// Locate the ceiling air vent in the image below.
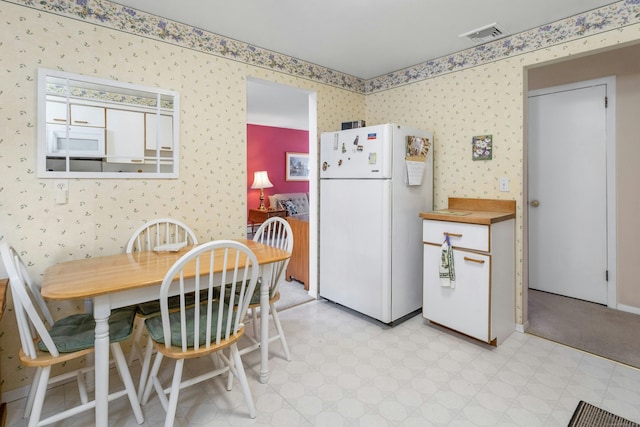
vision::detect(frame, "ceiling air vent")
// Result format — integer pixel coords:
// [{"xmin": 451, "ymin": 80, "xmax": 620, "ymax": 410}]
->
[{"xmin": 459, "ymin": 23, "xmax": 506, "ymax": 44}]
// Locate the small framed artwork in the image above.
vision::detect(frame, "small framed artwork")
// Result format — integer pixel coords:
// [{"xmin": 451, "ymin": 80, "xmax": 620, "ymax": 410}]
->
[
  {"xmin": 286, "ymin": 152, "xmax": 309, "ymax": 181},
  {"xmin": 472, "ymin": 135, "xmax": 493, "ymax": 160}
]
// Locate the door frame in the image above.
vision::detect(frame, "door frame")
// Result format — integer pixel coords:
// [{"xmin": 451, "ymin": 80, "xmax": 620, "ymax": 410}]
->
[
  {"xmin": 525, "ymin": 76, "xmax": 617, "ymax": 309},
  {"xmin": 246, "ymin": 77, "xmax": 319, "ymax": 298}
]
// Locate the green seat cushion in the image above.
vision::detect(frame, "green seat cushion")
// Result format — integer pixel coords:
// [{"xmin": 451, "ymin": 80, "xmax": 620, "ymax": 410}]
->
[
  {"xmin": 136, "ymin": 291, "xmax": 205, "ymax": 317},
  {"xmin": 145, "ymin": 304, "xmax": 237, "ymax": 347},
  {"xmin": 38, "ymin": 307, "xmax": 136, "ymax": 353},
  {"xmin": 224, "ymin": 280, "xmax": 262, "ymax": 306},
  {"xmin": 245, "ymin": 283, "xmax": 261, "ymax": 305}
]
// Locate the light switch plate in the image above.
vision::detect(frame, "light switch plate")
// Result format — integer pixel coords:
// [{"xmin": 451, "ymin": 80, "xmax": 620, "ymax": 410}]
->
[{"xmin": 499, "ymin": 177, "xmax": 509, "ymax": 192}]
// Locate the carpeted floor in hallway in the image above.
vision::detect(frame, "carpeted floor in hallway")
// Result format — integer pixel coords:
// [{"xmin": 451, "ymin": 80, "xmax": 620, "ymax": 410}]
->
[{"xmin": 527, "ymin": 289, "xmax": 640, "ymax": 369}]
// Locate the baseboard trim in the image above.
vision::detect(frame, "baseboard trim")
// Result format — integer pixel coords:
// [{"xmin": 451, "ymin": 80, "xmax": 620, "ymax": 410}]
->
[
  {"xmin": 515, "ymin": 322, "xmax": 528, "ymax": 333},
  {"xmin": 3, "ymin": 384, "xmax": 31, "ymax": 404},
  {"xmin": 617, "ymin": 303, "xmax": 640, "ymax": 315}
]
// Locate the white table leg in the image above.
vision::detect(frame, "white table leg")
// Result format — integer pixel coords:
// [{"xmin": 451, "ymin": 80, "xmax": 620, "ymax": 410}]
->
[
  {"xmin": 259, "ymin": 263, "xmax": 272, "ymax": 384},
  {"xmin": 93, "ymin": 295, "xmax": 111, "ymax": 427}
]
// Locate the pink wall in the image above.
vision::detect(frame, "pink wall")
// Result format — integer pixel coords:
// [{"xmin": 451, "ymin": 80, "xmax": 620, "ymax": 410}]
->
[{"xmin": 247, "ymin": 124, "xmax": 309, "ymax": 213}]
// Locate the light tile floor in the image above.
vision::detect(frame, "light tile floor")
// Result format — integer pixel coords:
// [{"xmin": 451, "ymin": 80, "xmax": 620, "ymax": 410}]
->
[{"xmin": 6, "ymin": 299, "xmax": 640, "ymax": 426}]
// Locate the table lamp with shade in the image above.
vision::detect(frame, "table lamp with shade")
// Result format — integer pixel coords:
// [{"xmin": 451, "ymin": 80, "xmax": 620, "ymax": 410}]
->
[{"xmin": 251, "ymin": 170, "xmax": 273, "ymax": 210}]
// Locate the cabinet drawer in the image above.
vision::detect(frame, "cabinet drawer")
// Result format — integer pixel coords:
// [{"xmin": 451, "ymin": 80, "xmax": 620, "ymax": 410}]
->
[{"xmin": 422, "ymin": 219, "xmax": 489, "ymax": 252}]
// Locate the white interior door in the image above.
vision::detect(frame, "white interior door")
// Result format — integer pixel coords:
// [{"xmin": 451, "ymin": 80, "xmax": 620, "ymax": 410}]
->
[{"xmin": 528, "ymin": 79, "xmax": 612, "ymax": 305}]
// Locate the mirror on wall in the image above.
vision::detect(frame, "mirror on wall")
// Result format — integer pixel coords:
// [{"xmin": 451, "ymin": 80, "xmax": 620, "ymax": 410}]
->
[{"xmin": 37, "ymin": 68, "xmax": 180, "ymax": 178}]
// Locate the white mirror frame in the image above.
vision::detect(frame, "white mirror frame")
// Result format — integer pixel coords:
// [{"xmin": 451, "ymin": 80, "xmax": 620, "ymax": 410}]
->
[{"xmin": 37, "ymin": 68, "xmax": 180, "ymax": 179}]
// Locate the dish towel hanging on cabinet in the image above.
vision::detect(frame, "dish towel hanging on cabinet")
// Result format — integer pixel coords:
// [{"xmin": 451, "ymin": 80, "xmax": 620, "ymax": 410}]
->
[{"xmin": 439, "ymin": 235, "xmax": 456, "ymax": 288}]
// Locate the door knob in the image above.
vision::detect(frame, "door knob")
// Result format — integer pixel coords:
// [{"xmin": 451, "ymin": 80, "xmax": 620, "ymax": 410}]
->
[{"xmin": 530, "ymin": 200, "xmax": 540, "ymax": 207}]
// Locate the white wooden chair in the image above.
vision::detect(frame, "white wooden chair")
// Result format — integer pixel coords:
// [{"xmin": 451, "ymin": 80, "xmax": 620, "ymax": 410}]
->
[
  {"xmin": 126, "ymin": 218, "xmax": 198, "ymax": 253},
  {"xmin": 125, "ymin": 218, "xmax": 199, "ymax": 399},
  {"xmin": 140, "ymin": 240, "xmax": 259, "ymax": 426},
  {"xmin": 240, "ymin": 216, "xmax": 294, "ymax": 361},
  {"xmin": 0, "ymin": 243, "xmax": 144, "ymax": 427}
]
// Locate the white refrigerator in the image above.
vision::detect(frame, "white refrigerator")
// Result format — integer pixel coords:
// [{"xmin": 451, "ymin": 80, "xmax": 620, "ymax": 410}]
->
[{"xmin": 319, "ymin": 123, "xmax": 433, "ymax": 324}]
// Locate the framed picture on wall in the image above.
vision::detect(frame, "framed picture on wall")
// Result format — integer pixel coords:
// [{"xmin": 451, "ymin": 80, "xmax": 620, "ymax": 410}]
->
[
  {"xmin": 286, "ymin": 152, "xmax": 309, "ymax": 181},
  {"xmin": 472, "ymin": 135, "xmax": 493, "ymax": 160}
]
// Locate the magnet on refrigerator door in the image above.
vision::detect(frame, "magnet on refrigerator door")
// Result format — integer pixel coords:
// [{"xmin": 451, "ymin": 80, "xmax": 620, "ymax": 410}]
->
[{"xmin": 406, "ymin": 136, "xmax": 430, "ymax": 159}]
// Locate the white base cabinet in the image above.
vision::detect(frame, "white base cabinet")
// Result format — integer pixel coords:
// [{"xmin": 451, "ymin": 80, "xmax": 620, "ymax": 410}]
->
[
  {"xmin": 421, "ymin": 201, "xmax": 515, "ymax": 345},
  {"xmin": 423, "ymin": 244, "xmax": 493, "ymax": 341}
]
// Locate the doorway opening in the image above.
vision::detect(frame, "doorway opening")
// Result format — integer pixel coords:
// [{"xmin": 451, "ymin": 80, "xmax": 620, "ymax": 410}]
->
[
  {"xmin": 246, "ymin": 77, "xmax": 318, "ymax": 298},
  {"xmin": 521, "ymin": 45, "xmax": 640, "ymax": 367},
  {"xmin": 527, "ymin": 76, "xmax": 616, "ymax": 307},
  {"xmin": 524, "ymin": 43, "xmax": 640, "ymax": 327}
]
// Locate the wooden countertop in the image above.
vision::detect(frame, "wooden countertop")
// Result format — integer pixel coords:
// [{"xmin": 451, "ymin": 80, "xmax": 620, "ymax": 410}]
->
[{"xmin": 419, "ymin": 198, "xmax": 516, "ymax": 225}]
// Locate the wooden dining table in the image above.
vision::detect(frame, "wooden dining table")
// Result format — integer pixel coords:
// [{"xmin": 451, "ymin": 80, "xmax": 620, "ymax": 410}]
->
[{"xmin": 41, "ymin": 239, "xmax": 290, "ymax": 427}]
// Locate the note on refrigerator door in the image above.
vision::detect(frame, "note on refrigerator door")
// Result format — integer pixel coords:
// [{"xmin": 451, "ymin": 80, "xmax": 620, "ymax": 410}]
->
[{"xmin": 406, "ymin": 160, "xmax": 425, "ymax": 185}]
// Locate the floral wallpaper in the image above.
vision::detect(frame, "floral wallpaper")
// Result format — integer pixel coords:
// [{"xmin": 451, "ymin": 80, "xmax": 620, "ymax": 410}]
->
[
  {"xmin": 0, "ymin": 1, "xmax": 364, "ymax": 395},
  {"xmin": 367, "ymin": 0, "xmax": 640, "ymax": 92},
  {"xmin": 1, "ymin": 0, "xmax": 640, "ymax": 398},
  {"xmin": 366, "ymin": 22, "xmax": 640, "ymax": 330},
  {"xmin": 3, "ymin": 0, "xmax": 640, "ymax": 94}
]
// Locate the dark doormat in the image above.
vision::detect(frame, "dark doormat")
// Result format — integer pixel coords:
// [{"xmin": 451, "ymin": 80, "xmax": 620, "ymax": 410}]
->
[{"xmin": 568, "ymin": 401, "xmax": 640, "ymax": 427}]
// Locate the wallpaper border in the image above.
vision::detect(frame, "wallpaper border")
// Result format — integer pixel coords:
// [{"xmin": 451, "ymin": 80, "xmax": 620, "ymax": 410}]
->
[
  {"xmin": 4, "ymin": 0, "xmax": 640, "ymax": 94},
  {"xmin": 367, "ymin": 1, "xmax": 640, "ymax": 93}
]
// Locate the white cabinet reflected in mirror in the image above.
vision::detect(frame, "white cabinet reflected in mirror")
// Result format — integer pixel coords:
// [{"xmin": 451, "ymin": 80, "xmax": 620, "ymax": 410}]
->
[{"xmin": 37, "ymin": 68, "xmax": 179, "ymax": 178}]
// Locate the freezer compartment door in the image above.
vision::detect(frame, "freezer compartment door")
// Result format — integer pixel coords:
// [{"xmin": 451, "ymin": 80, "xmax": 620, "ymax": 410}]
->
[
  {"xmin": 319, "ymin": 179, "xmax": 391, "ymax": 322},
  {"xmin": 320, "ymin": 125, "xmax": 392, "ymax": 179}
]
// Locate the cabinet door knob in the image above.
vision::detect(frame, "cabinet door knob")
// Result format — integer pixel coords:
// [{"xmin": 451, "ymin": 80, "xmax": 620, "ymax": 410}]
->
[{"xmin": 530, "ymin": 200, "xmax": 540, "ymax": 208}]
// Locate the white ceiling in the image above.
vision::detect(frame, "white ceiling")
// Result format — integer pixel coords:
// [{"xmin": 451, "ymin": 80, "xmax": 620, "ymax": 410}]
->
[
  {"xmin": 246, "ymin": 79, "xmax": 311, "ymax": 130},
  {"xmin": 111, "ymin": 0, "xmax": 618, "ymax": 130},
  {"xmin": 113, "ymin": 0, "xmax": 616, "ymax": 79}
]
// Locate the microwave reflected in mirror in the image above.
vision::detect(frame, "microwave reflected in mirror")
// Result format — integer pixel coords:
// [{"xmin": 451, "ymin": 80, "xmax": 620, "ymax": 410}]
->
[
  {"xmin": 38, "ymin": 68, "xmax": 180, "ymax": 179},
  {"xmin": 46, "ymin": 124, "xmax": 106, "ymax": 158}
]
